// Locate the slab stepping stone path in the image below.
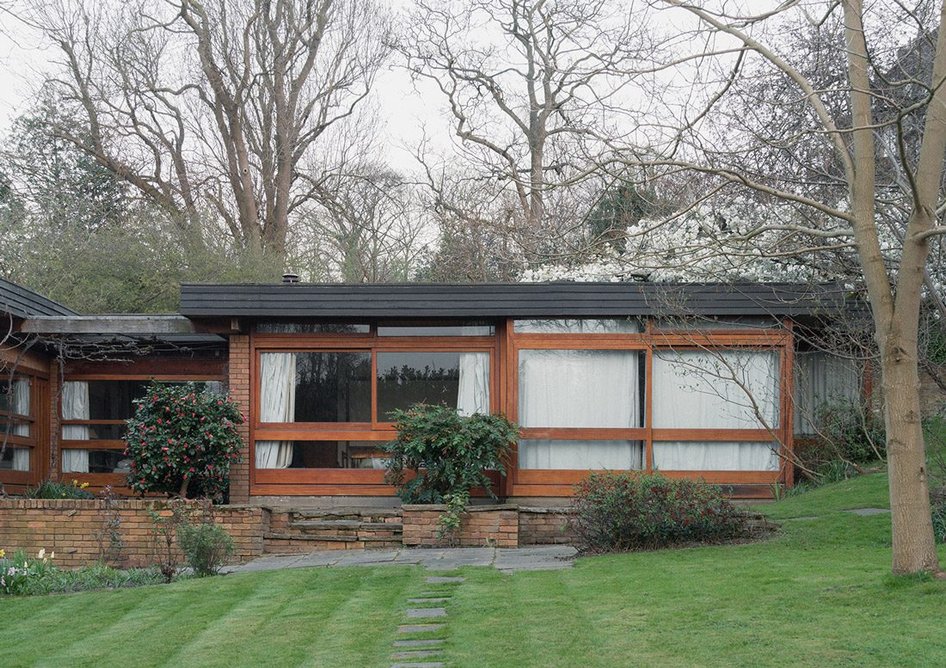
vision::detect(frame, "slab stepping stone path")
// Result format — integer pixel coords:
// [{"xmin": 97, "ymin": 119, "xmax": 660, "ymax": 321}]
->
[{"xmin": 390, "ymin": 575, "xmax": 466, "ymax": 668}]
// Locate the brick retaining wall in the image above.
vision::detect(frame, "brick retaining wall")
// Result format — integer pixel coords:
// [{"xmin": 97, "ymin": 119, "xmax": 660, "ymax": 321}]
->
[
  {"xmin": 401, "ymin": 504, "xmax": 519, "ymax": 548},
  {"xmin": 518, "ymin": 508, "xmax": 576, "ymax": 545},
  {"xmin": 0, "ymin": 499, "xmax": 266, "ymax": 569}
]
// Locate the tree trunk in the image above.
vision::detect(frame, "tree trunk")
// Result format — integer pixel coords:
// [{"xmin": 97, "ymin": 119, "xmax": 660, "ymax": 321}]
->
[{"xmin": 881, "ymin": 335, "xmax": 940, "ymax": 574}]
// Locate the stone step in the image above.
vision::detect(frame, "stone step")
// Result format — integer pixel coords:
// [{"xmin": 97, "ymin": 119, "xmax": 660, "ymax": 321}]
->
[
  {"xmin": 393, "ymin": 639, "xmax": 446, "ymax": 648},
  {"xmin": 290, "ymin": 507, "xmax": 402, "ymax": 521},
  {"xmin": 266, "ymin": 532, "xmax": 400, "ymax": 543},
  {"xmin": 290, "ymin": 520, "xmax": 403, "ymax": 532},
  {"xmin": 391, "ymin": 650, "xmax": 443, "ymax": 660}
]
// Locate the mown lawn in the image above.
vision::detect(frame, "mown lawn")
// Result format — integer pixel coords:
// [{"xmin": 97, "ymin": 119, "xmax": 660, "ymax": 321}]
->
[{"xmin": 3, "ymin": 473, "xmax": 946, "ymax": 667}]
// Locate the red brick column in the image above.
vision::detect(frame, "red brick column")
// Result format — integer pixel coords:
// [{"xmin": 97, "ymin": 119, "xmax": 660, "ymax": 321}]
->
[{"xmin": 228, "ymin": 335, "xmax": 251, "ymax": 503}]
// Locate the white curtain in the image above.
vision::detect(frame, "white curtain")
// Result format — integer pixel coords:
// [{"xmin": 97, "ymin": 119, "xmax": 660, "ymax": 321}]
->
[
  {"xmin": 518, "ymin": 349, "xmax": 642, "ymax": 469},
  {"xmin": 256, "ymin": 353, "xmax": 296, "ymax": 469},
  {"xmin": 61, "ymin": 381, "xmax": 90, "ymax": 473},
  {"xmin": 11, "ymin": 448, "xmax": 29, "ymax": 471},
  {"xmin": 793, "ymin": 351, "xmax": 861, "ymax": 435},
  {"xmin": 652, "ymin": 350, "xmax": 780, "ymax": 429},
  {"xmin": 515, "ymin": 319, "xmax": 640, "ymax": 334},
  {"xmin": 651, "ymin": 350, "xmax": 780, "ymax": 471},
  {"xmin": 654, "ymin": 442, "xmax": 779, "ymax": 471},
  {"xmin": 456, "ymin": 352, "xmax": 490, "ymax": 416}
]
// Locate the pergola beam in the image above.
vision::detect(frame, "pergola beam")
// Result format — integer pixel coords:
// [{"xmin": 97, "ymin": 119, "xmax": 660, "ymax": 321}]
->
[{"xmin": 21, "ymin": 315, "xmax": 197, "ymax": 335}]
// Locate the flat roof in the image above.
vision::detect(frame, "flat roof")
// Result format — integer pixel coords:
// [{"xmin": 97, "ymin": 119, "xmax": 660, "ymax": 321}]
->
[{"xmin": 179, "ymin": 282, "xmax": 849, "ymax": 319}]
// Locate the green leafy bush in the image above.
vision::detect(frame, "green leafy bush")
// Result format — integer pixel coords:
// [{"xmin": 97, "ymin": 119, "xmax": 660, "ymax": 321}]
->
[
  {"xmin": 383, "ymin": 404, "xmax": 517, "ymax": 504},
  {"xmin": 573, "ymin": 472, "xmax": 748, "ymax": 553},
  {"xmin": 125, "ymin": 382, "xmax": 244, "ymax": 499},
  {"xmin": 26, "ymin": 479, "xmax": 94, "ymax": 499},
  {"xmin": 176, "ymin": 520, "xmax": 234, "ymax": 577}
]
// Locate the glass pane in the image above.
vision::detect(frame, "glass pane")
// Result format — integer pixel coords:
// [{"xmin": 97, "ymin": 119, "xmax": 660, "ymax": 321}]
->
[
  {"xmin": 0, "ymin": 418, "xmax": 30, "ymax": 438},
  {"xmin": 652, "ymin": 317, "xmax": 779, "ymax": 330},
  {"xmin": 651, "ymin": 350, "xmax": 780, "ymax": 429},
  {"xmin": 256, "ymin": 322, "xmax": 370, "ymax": 334},
  {"xmin": 518, "ymin": 439, "xmax": 643, "ymax": 470},
  {"xmin": 255, "ymin": 440, "xmax": 388, "ymax": 469},
  {"xmin": 793, "ymin": 351, "xmax": 861, "ymax": 436},
  {"xmin": 653, "ymin": 442, "xmax": 779, "ymax": 471},
  {"xmin": 86, "ymin": 380, "xmax": 150, "ymax": 420},
  {"xmin": 62, "ymin": 424, "xmax": 126, "ymax": 440},
  {"xmin": 518, "ymin": 350, "xmax": 643, "ymax": 428},
  {"xmin": 260, "ymin": 352, "xmax": 372, "ymax": 423},
  {"xmin": 0, "ymin": 377, "xmax": 29, "ymax": 417},
  {"xmin": 377, "ymin": 323, "xmax": 495, "ymax": 336},
  {"xmin": 376, "ymin": 352, "xmax": 490, "ymax": 419},
  {"xmin": 86, "ymin": 449, "xmax": 134, "ymax": 474},
  {"xmin": 0, "ymin": 447, "xmax": 29, "ymax": 471},
  {"xmin": 514, "ymin": 319, "xmax": 640, "ymax": 333}
]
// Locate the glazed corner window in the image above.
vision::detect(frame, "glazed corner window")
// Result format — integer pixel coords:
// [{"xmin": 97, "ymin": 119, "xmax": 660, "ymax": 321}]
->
[
  {"xmin": 60, "ymin": 379, "xmax": 224, "ymax": 473},
  {"xmin": 255, "ymin": 440, "xmax": 388, "ymax": 470},
  {"xmin": 259, "ymin": 352, "xmax": 372, "ymax": 423},
  {"xmin": 376, "ymin": 351, "xmax": 490, "ymax": 420}
]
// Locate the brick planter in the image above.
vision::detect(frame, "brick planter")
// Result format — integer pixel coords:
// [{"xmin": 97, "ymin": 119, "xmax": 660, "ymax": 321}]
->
[
  {"xmin": 401, "ymin": 504, "xmax": 519, "ymax": 548},
  {"xmin": 0, "ymin": 498, "xmax": 266, "ymax": 569},
  {"xmin": 518, "ymin": 507, "xmax": 576, "ymax": 545}
]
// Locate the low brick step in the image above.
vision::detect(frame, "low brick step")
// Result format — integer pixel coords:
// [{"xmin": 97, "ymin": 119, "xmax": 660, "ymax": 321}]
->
[{"xmin": 291, "ymin": 520, "xmax": 403, "ymax": 532}]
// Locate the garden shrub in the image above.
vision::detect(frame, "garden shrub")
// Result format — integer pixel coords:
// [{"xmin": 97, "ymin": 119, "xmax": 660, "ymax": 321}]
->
[
  {"xmin": 812, "ymin": 400, "xmax": 885, "ymax": 466},
  {"xmin": 125, "ymin": 382, "xmax": 244, "ymax": 499},
  {"xmin": 932, "ymin": 491, "xmax": 946, "ymax": 545},
  {"xmin": 26, "ymin": 479, "xmax": 94, "ymax": 499},
  {"xmin": 383, "ymin": 404, "xmax": 517, "ymax": 504},
  {"xmin": 572, "ymin": 472, "xmax": 748, "ymax": 552},
  {"xmin": 177, "ymin": 520, "xmax": 234, "ymax": 577}
]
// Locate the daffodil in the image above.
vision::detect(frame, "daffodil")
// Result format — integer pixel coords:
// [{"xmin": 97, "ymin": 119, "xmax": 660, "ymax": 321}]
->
[{"xmin": 0, "ymin": 549, "xmax": 5, "ymax": 559}]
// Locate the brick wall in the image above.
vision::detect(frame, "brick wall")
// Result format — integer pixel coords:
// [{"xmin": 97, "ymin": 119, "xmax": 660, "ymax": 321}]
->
[
  {"xmin": 228, "ymin": 335, "xmax": 251, "ymax": 503},
  {"xmin": 0, "ymin": 499, "xmax": 266, "ymax": 569},
  {"xmin": 402, "ymin": 504, "xmax": 518, "ymax": 548},
  {"xmin": 519, "ymin": 508, "xmax": 576, "ymax": 545}
]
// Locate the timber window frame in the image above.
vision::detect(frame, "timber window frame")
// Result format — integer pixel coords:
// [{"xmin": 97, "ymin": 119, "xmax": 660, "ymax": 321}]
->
[{"xmin": 249, "ymin": 322, "xmax": 500, "ymax": 495}]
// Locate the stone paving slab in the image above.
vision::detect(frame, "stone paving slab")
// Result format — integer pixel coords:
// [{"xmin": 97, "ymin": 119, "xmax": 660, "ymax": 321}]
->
[
  {"xmin": 845, "ymin": 507, "xmax": 890, "ymax": 516},
  {"xmin": 408, "ymin": 597, "xmax": 450, "ymax": 604},
  {"xmin": 390, "ymin": 663, "xmax": 444, "ymax": 668},
  {"xmin": 225, "ymin": 546, "xmax": 577, "ymax": 575},
  {"xmin": 406, "ymin": 607, "xmax": 447, "ymax": 618},
  {"xmin": 398, "ymin": 624, "xmax": 446, "ymax": 633},
  {"xmin": 392, "ymin": 650, "xmax": 443, "ymax": 659},
  {"xmin": 425, "ymin": 576, "xmax": 466, "ymax": 584},
  {"xmin": 394, "ymin": 639, "xmax": 446, "ymax": 648}
]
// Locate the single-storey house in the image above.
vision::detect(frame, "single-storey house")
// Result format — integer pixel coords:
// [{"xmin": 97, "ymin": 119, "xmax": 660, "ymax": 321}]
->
[{"xmin": 1, "ymin": 278, "xmax": 864, "ymax": 503}]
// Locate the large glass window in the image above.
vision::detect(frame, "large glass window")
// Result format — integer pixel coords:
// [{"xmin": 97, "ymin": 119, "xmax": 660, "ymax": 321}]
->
[
  {"xmin": 651, "ymin": 350, "xmax": 780, "ymax": 429},
  {"xmin": 255, "ymin": 440, "xmax": 387, "ymax": 469},
  {"xmin": 61, "ymin": 379, "xmax": 224, "ymax": 474},
  {"xmin": 518, "ymin": 439, "xmax": 643, "ymax": 470},
  {"xmin": 0, "ymin": 447, "xmax": 29, "ymax": 471},
  {"xmin": 376, "ymin": 352, "xmax": 489, "ymax": 419},
  {"xmin": 653, "ymin": 442, "xmax": 779, "ymax": 471},
  {"xmin": 259, "ymin": 352, "xmax": 372, "ymax": 423},
  {"xmin": 518, "ymin": 350, "xmax": 643, "ymax": 428}
]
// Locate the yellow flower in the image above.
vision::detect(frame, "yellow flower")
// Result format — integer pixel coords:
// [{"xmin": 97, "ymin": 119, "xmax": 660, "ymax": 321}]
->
[
  {"xmin": 0, "ymin": 548, "xmax": 5, "ymax": 559},
  {"xmin": 80, "ymin": 482, "xmax": 90, "ymax": 489}
]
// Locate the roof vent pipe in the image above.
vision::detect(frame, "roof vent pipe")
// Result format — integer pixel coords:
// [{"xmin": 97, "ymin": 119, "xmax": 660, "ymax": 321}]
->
[{"xmin": 281, "ymin": 272, "xmax": 300, "ymax": 284}]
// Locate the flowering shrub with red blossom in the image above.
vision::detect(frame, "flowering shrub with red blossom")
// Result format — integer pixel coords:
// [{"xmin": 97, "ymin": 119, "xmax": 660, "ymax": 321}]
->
[{"xmin": 124, "ymin": 382, "xmax": 244, "ymax": 500}]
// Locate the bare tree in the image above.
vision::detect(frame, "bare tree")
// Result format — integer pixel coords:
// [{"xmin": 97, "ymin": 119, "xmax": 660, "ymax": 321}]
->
[
  {"xmin": 397, "ymin": 0, "xmax": 651, "ymax": 251},
  {"xmin": 22, "ymin": 0, "xmax": 391, "ymax": 263},
  {"xmin": 297, "ymin": 163, "xmax": 429, "ymax": 282},
  {"xmin": 600, "ymin": 0, "xmax": 946, "ymax": 574}
]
